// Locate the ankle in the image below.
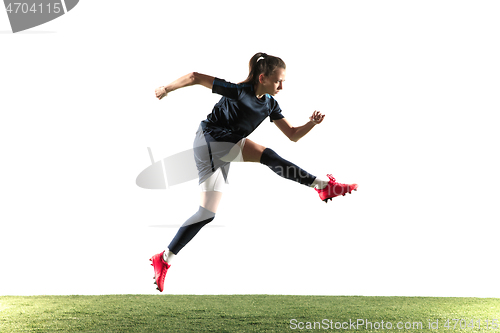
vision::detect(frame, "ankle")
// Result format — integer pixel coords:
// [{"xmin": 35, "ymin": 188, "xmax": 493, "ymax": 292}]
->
[
  {"xmin": 312, "ymin": 177, "xmax": 329, "ymax": 190},
  {"xmin": 163, "ymin": 250, "xmax": 176, "ymax": 264}
]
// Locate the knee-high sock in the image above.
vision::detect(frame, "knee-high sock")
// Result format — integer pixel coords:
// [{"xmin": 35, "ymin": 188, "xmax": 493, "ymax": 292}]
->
[
  {"xmin": 259, "ymin": 148, "xmax": 316, "ymax": 186},
  {"xmin": 168, "ymin": 206, "xmax": 215, "ymax": 255}
]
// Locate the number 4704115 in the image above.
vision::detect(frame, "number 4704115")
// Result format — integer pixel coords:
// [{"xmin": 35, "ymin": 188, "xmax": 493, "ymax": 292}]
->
[{"xmin": 6, "ymin": 3, "xmax": 62, "ymax": 14}]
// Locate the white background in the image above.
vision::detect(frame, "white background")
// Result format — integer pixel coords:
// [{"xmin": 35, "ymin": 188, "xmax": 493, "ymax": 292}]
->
[{"xmin": 1, "ymin": 1, "xmax": 499, "ymax": 297}]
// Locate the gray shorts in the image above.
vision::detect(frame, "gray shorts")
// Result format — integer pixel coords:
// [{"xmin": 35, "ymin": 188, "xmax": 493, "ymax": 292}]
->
[{"xmin": 193, "ymin": 125, "xmax": 246, "ymax": 186}]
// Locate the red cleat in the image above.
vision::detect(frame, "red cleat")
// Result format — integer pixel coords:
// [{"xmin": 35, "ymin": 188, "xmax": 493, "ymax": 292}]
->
[
  {"xmin": 149, "ymin": 251, "xmax": 171, "ymax": 292},
  {"xmin": 315, "ymin": 174, "xmax": 358, "ymax": 203}
]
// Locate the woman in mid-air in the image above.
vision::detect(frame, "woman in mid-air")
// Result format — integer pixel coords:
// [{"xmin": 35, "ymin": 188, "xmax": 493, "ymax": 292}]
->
[{"xmin": 150, "ymin": 52, "xmax": 357, "ymax": 292}]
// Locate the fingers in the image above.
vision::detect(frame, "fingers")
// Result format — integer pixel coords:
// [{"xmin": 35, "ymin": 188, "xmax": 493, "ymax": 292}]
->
[
  {"xmin": 310, "ymin": 110, "xmax": 325, "ymax": 124},
  {"xmin": 155, "ymin": 87, "xmax": 167, "ymax": 100}
]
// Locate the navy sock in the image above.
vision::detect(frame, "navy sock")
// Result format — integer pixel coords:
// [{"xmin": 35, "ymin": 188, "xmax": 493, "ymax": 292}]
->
[
  {"xmin": 259, "ymin": 148, "xmax": 316, "ymax": 186},
  {"xmin": 168, "ymin": 206, "xmax": 215, "ymax": 255}
]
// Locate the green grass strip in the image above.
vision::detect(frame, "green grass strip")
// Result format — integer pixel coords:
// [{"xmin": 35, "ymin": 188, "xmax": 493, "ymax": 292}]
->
[{"xmin": 1, "ymin": 295, "xmax": 499, "ymax": 332}]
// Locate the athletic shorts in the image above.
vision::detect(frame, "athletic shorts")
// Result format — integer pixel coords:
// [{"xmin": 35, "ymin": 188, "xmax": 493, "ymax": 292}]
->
[{"xmin": 193, "ymin": 125, "xmax": 246, "ymax": 190}]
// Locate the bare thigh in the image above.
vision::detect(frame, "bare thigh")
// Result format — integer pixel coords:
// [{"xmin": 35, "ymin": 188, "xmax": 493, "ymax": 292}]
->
[
  {"xmin": 241, "ymin": 139, "xmax": 267, "ymax": 163},
  {"xmin": 200, "ymin": 191, "xmax": 223, "ymax": 213}
]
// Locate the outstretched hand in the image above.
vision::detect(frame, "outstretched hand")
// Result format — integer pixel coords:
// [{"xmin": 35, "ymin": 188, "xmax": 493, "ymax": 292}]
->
[
  {"xmin": 155, "ymin": 86, "xmax": 168, "ymax": 100},
  {"xmin": 309, "ymin": 110, "xmax": 325, "ymax": 125}
]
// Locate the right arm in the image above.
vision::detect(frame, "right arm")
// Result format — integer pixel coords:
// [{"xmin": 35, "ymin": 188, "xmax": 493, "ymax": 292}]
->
[{"xmin": 155, "ymin": 72, "xmax": 215, "ymax": 100}]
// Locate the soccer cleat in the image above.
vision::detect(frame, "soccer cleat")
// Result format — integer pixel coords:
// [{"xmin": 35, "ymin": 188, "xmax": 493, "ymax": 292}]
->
[
  {"xmin": 149, "ymin": 251, "xmax": 171, "ymax": 292},
  {"xmin": 315, "ymin": 174, "xmax": 358, "ymax": 203}
]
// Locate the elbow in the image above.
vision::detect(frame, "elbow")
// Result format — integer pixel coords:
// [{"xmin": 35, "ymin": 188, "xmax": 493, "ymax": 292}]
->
[
  {"xmin": 289, "ymin": 128, "xmax": 300, "ymax": 142},
  {"xmin": 287, "ymin": 127, "xmax": 300, "ymax": 142},
  {"xmin": 189, "ymin": 72, "xmax": 199, "ymax": 85}
]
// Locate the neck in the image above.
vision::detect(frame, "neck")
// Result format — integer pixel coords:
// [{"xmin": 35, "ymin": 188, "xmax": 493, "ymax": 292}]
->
[{"xmin": 254, "ymin": 84, "xmax": 266, "ymax": 99}]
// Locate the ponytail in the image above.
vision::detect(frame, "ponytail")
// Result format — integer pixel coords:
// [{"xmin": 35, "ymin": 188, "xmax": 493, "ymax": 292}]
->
[{"xmin": 241, "ymin": 52, "xmax": 286, "ymax": 85}]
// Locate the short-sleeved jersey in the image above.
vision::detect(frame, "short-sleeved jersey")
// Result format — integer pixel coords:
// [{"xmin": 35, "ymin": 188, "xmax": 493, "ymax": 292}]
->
[{"xmin": 200, "ymin": 78, "xmax": 284, "ymax": 143}]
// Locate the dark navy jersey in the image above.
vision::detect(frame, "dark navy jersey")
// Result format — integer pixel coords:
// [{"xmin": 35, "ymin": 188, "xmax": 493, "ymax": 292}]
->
[{"xmin": 200, "ymin": 78, "xmax": 284, "ymax": 143}]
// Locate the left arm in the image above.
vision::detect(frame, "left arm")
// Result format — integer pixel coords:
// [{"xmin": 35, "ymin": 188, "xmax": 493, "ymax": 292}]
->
[{"xmin": 274, "ymin": 111, "xmax": 325, "ymax": 142}]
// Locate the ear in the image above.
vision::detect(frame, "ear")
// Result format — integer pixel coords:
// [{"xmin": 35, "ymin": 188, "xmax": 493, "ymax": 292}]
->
[{"xmin": 258, "ymin": 73, "xmax": 266, "ymax": 84}]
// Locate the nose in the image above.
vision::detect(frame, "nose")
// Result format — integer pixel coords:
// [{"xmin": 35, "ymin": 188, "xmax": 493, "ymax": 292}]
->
[{"xmin": 278, "ymin": 81, "xmax": 283, "ymax": 90}]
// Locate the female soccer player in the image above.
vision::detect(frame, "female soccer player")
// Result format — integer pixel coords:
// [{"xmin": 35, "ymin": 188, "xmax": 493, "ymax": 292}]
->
[{"xmin": 150, "ymin": 53, "xmax": 357, "ymax": 292}]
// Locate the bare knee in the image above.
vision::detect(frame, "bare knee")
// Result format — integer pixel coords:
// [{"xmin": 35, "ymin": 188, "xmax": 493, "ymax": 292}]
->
[{"xmin": 242, "ymin": 139, "xmax": 266, "ymax": 162}]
